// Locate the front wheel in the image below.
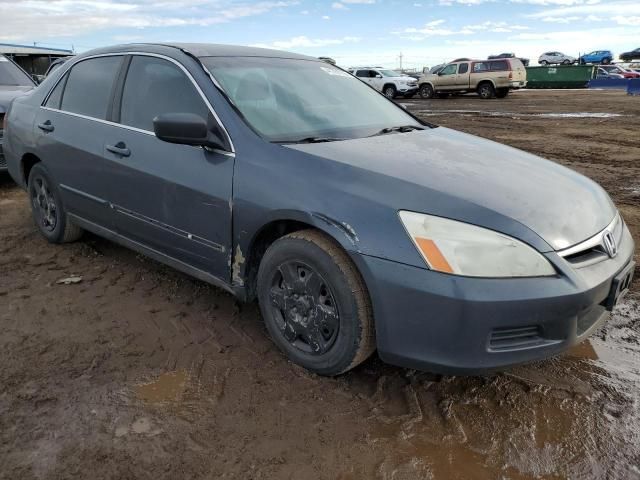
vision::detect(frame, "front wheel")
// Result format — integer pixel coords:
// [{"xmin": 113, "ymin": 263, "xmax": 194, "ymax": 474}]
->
[
  {"xmin": 562, "ymin": 59, "xmax": 571, "ymax": 65},
  {"xmin": 419, "ymin": 83, "xmax": 434, "ymax": 99},
  {"xmin": 28, "ymin": 163, "xmax": 83, "ymax": 244},
  {"xmin": 383, "ymin": 85, "xmax": 396, "ymax": 99},
  {"xmin": 540, "ymin": 60, "xmax": 548, "ymax": 66},
  {"xmin": 257, "ymin": 230, "xmax": 375, "ymax": 376}
]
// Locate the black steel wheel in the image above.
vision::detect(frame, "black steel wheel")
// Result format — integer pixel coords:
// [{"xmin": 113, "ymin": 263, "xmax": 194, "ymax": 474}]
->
[
  {"xmin": 257, "ymin": 229, "xmax": 375, "ymax": 376},
  {"xmin": 31, "ymin": 174, "xmax": 58, "ymax": 233},
  {"xmin": 267, "ymin": 260, "xmax": 340, "ymax": 355},
  {"xmin": 28, "ymin": 163, "xmax": 83, "ymax": 243}
]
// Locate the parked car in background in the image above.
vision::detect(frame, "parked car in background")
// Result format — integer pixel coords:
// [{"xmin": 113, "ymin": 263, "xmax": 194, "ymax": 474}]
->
[
  {"xmin": 418, "ymin": 58, "xmax": 526, "ymax": 99},
  {"xmin": 620, "ymin": 48, "xmax": 640, "ymax": 62},
  {"xmin": 348, "ymin": 67, "xmax": 418, "ymax": 98},
  {"xmin": 423, "ymin": 64, "xmax": 445, "ymax": 75},
  {"xmin": 596, "ymin": 67, "xmax": 624, "ymax": 79},
  {"xmin": 44, "ymin": 57, "xmax": 71, "ymax": 77},
  {"xmin": 579, "ymin": 50, "xmax": 613, "ymax": 65},
  {"xmin": 538, "ymin": 52, "xmax": 576, "ymax": 65},
  {"xmin": 4, "ymin": 43, "xmax": 634, "ymax": 376},
  {"xmin": 599, "ymin": 65, "xmax": 640, "ymax": 79},
  {"xmin": 0, "ymin": 55, "xmax": 36, "ymax": 172},
  {"xmin": 488, "ymin": 53, "xmax": 530, "ymax": 67}
]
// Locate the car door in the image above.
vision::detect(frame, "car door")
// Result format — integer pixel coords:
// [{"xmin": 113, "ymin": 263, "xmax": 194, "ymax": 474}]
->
[
  {"xmin": 454, "ymin": 62, "xmax": 470, "ymax": 87},
  {"xmin": 34, "ymin": 55, "xmax": 125, "ymax": 228},
  {"xmin": 435, "ymin": 63, "xmax": 458, "ymax": 90},
  {"xmin": 102, "ymin": 54, "xmax": 234, "ymax": 280},
  {"xmin": 368, "ymin": 70, "xmax": 385, "ymax": 91},
  {"xmin": 355, "ymin": 69, "xmax": 371, "ymax": 87}
]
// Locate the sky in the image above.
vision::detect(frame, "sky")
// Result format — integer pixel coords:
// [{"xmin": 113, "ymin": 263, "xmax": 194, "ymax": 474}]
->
[{"xmin": 1, "ymin": 0, "xmax": 639, "ymax": 69}]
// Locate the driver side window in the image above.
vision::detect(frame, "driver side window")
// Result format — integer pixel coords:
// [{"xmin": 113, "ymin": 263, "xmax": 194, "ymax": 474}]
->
[
  {"xmin": 119, "ymin": 55, "xmax": 209, "ymax": 132},
  {"xmin": 440, "ymin": 64, "xmax": 457, "ymax": 75}
]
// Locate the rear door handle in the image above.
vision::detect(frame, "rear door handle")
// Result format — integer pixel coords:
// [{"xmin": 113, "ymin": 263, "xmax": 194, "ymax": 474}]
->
[
  {"xmin": 37, "ymin": 121, "xmax": 55, "ymax": 133},
  {"xmin": 106, "ymin": 142, "xmax": 131, "ymax": 158}
]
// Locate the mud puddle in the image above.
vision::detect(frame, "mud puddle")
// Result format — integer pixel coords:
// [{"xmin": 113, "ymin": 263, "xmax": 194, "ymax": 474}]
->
[{"xmin": 135, "ymin": 370, "xmax": 189, "ymax": 404}]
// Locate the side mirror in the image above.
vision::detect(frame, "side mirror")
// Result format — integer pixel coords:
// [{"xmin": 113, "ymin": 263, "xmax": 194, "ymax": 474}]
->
[
  {"xmin": 153, "ymin": 113, "xmax": 227, "ymax": 151},
  {"xmin": 375, "ymin": 74, "xmax": 383, "ymax": 78},
  {"xmin": 437, "ymin": 71, "xmax": 444, "ymax": 76}
]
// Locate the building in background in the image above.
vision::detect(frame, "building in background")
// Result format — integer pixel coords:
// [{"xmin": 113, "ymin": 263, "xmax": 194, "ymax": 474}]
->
[{"xmin": 0, "ymin": 43, "xmax": 73, "ymax": 80}]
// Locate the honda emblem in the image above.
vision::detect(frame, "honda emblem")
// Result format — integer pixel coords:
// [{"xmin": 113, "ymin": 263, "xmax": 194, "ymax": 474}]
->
[{"xmin": 602, "ymin": 230, "xmax": 617, "ymax": 258}]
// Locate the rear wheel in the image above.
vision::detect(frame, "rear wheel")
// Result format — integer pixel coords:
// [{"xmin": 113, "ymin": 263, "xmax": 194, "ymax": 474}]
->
[
  {"xmin": 562, "ymin": 59, "xmax": 571, "ymax": 65},
  {"xmin": 495, "ymin": 88, "xmax": 509, "ymax": 98},
  {"xmin": 28, "ymin": 163, "xmax": 83, "ymax": 244},
  {"xmin": 478, "ymin": 82, "xmax": 495, "ymax": 99},
  {"xmin": 257, "ymin": 229, "xmax": 375, "ymax": 376},
  {"xmin": 419, "ymin": 83, "xmax": 434, "ymax": 99},
  {"xmin": 602, "ymin": 58, "xmax": 611, "ymax": 65},
  {"xmin": 383, "ymin": 85, "xmax": 396, "ymax": 99},
  {"xmin": 540, "ymin": 60, "xmax": 548, "ymax": 66}
]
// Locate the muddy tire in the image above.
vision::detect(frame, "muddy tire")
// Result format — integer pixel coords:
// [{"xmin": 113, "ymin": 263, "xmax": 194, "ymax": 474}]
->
[
  {"xmin": 419, "ymin": 83, "xmax": 434, "ymax": 99},
  {"xmin": 478, "ymin": 82, "xmax": 496, "ymax": 99},
  {"xmin": 495, "ymin": 88, "xmax": 510, "ymax": 98},
  {"xmin": 257, "ymin": 229, "xmax": 375, "ymax": 376},
  {"xmin": 28, "ymin": 163, "xmax": 83, "ymax": 244}
]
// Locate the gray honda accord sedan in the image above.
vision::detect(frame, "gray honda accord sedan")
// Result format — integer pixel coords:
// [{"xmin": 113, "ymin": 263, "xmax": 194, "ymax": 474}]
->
[{"xmin": 3, "ymin": 44, "xmax": 635, "ymax": 375}]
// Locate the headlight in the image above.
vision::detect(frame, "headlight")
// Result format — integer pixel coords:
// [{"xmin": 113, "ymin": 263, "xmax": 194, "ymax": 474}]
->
[{"xmin": 399, "ymin": 211, "xmax": 556, "ymax": 278}]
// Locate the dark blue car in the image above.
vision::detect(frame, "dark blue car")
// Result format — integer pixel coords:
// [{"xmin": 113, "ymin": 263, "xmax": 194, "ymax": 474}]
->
[{"xmin": 3, "ymin": 44, "xmax": 635, "ymax": 375}]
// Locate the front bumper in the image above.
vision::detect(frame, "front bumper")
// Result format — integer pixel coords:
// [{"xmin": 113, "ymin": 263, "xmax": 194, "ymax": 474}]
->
[
  {"xmin": 351, "ymin": 224, "xmax": 635, "ymax": 375},
  {"xmin": 398, "ymin": 85, "xmax": 418, "ymax": 94}
]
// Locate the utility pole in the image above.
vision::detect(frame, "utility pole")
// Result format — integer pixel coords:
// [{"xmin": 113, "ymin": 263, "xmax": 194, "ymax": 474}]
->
[{"xmin": 399, "ymin": 52, "xmax": 403, "ymax": 72}]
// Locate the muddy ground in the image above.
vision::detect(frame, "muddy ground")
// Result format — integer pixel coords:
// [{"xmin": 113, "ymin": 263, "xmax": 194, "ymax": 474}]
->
[{"xmin": 1, "ymin": 89, "xmax": 639, "ymax": 480}]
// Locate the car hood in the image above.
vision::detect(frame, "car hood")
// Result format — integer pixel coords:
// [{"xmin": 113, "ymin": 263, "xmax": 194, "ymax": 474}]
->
[
  {"xmin": 286, "ymin": 128, "xmax": 615, "ymax": 251},
  {"xmin": 0, "ymin": 85, "xmax": 34, "ymax": 112}
]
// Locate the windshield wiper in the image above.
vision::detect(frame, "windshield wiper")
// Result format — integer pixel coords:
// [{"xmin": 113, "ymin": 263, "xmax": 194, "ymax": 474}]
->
[
  {"xmin": 369, "ymin": 125, "xmax": 426, "ymax": 137},
  {"xmin": 276, "ymin": 136, "xmax": 346, "ymax": 145}
]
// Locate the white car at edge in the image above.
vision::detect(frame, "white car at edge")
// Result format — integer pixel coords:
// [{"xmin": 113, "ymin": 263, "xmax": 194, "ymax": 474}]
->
[{"xmin": 347, "ymin": 67, "xmax": 419, "ymax": 98}]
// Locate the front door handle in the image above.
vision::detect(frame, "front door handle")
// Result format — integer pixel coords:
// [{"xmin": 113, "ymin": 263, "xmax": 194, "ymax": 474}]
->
[
  {"xmin": 106, "ymin": 142, "xmax": 131, "ymax": 158},
  {"xmin": 37, "ymin": 121, "xmax": 55, "ymax": 133}
]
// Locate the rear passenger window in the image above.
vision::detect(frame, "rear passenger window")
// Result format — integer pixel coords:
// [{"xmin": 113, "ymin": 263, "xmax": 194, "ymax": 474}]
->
[
  {"xmin": 473, "ymin": 62, "xmax": 488, "ymax": 72},
  {"xmin": 60, "ymin": 56, "xmax": 122, "ymax": 120},
  {"xmin": 355, "ymin": 70, "xmax": 367, "ymax": 77},
  {"xmin": 119, "ymin": 56, "xmax": 208, "ymax": 132},
  {"xmin": 45, "ymin": 74, "xmax": 67, "ymax": 109},
  {"xmin": 490, "ymin": 60, "xmax": 509, "ymax": 71},
  {"xmin": 458, "ymin": 63, "xmax": 469, "ymax": 74}
]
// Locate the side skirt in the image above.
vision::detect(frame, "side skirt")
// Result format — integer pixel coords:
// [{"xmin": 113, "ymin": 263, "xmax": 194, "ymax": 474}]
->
[{"xmin": 68, "ymin": 213, "xmax": 238, "ymax": 297}]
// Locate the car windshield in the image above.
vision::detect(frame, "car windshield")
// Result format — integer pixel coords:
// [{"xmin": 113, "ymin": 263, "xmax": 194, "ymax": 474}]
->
[
  {"xmin": 0, "ymin": 56, "xmax": 35, "ymax": 87},
  {"xmin": 379, "ymin": 69, "xmax": 400, "ymax": 77},
  {"xmin": 202, "ymin": 57, "xmax": 422, "ymax": 143}
]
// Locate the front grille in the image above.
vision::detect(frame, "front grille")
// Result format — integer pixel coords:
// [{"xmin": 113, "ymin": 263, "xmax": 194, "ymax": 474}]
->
[
  {"xmin": 559, "ymin": 213, "xmax": 624, "ymax": 268},
  {"xmin": 489, "ymin": 325, "xmax": 543, "ymax": 351}
]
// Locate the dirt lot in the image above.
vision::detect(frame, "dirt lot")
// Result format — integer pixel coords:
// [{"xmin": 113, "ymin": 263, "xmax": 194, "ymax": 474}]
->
[{"xmin": 1, "ymin": 89, "xmax": 639, "ymax": 480}]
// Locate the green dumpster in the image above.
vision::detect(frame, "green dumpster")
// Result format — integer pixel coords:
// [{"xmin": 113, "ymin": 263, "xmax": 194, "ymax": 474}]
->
[{"xmin": 525, "ymin": 65, "xmax": 596, "ymax": 89}]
